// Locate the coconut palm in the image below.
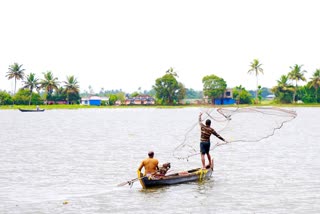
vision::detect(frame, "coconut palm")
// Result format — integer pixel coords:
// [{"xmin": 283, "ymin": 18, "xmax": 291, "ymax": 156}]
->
[
  {"xmin": 63, "ymin": 75, "xmax": 80, "ymax": 104},
  {"xmin": 22, "ymin": 73, "xmax": 40, "ymax": 105},
  {"xmin": 40, "ymin": 71, "xmax": 59, "ymax": 101},
  {"xmin": 309, "ymin": 69, "xmax": 320, "ymax": 102},
  {"xmin": 271, "ymin": 75, "xmax": 294, "ymax": 103},
  {"xmin": 6, "ymin": 62, "xmax": 25, "ymax": 95},
  {"xmin": 248, "ymin": 59, "xmax": 264, "ymax": 101},
  {"xmin": 288, "ymin": 64, "xmax": 306, "ymax": 103}
]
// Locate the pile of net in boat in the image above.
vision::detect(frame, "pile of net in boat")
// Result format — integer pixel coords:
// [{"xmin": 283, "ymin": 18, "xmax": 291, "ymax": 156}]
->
[{"xmin": 172, "ymin": 107, "xmax": 297, "ymax": 160}]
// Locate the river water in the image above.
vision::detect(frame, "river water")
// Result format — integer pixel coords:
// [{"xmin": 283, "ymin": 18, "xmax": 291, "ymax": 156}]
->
[{"xmin": 0, "ymin": 107, "xmax": 319, "ymax": 214}]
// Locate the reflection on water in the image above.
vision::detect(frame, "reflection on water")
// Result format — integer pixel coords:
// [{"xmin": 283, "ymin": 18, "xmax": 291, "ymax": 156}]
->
[{"xmin": 0, "ymin": 108, "xmax": 320, "ymax": 214}]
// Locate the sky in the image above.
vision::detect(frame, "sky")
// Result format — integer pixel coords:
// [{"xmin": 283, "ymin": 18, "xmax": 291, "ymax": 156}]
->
[{"xmin": 1, "ymin": 0, "xmax": 320, "ymax": 94}]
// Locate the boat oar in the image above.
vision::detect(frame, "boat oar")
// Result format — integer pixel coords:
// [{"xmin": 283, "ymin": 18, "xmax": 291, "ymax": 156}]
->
[
  {"xmin": 117, "ymin": 171, "xmax": 156, "ymax": 187},
  {"xmin": 117, "ymin": 177, "xmax": 141, "ymax": 187}
]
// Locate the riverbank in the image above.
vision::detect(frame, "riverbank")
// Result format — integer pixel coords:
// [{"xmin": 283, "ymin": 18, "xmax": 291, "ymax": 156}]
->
[{"xmin": 1, "ymin": 102, "xmax": 320, "ymax": 110}]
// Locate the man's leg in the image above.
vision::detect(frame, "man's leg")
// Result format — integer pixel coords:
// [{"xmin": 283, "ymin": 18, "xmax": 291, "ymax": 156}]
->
[
  {"xmin": 201, "ymin": 154, "xmax": 206, "ymax": 169},
  {"xmin": 207, "ymin": 153, "xmax": 212, "ymax": 168}
]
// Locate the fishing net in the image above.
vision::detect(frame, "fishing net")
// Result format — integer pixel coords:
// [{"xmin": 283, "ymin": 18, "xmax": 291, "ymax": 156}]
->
[{"xmin": 172, "ymin": 107, "xmax": 297, "ymax": 160}]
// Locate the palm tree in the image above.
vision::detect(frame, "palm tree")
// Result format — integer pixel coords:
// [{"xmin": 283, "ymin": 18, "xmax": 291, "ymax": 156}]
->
[
  {"xmin": 22, "ymin": 73, "xmax": 40, "ymax": 105},
  {"xmin": 40, "ymin": 71, "xmax": 59, "ymax": 101},
  {"xmin": 63, "ymin": 75, "xmax": 80, "ymax": 104},
  {"xmin": 6, "ymin": 62, "xmax": 25, "ymax": 95},
  {"xmin": 288, "ymin": 64, "xmax": 306, "ymax": 103},
  {"xmin": 271, "ymin": 75, "xmax": 294, "ymax": 103},
  {"xmin": 309, "ymin": 69, "xmax": 320, "ymax": 102},
  {"xmin": 248, "ymin": 59, "xmax": 264, "ymax": 101}
]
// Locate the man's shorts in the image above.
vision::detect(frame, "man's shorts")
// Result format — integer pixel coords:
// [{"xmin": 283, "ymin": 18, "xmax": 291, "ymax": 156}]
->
[{"xmin": 200, "ymin": 142, "xmax": 210, "ymax": 154}]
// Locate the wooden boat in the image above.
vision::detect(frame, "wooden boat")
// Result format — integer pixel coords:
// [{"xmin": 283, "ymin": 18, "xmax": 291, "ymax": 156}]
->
[
  {"xmin": 19, "ymin": 108, "xmax": 45, "ymax": 112},
  {"xmin": 137, "ymin": 166, "xmax": 213, "ymax": 189}
]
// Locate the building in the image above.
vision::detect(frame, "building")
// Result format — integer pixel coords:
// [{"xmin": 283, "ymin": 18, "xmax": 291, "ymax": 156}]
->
[
  {"xmin": 214, "ymin": 88, "xmax": 235, "ymax": 105},
  {"xmin": 81, "ymin": 96, "xmax": 109, "ymax": 106},
  {"xmin": 125, "ymin": 95, "xmax": 155, "ymax": 105}
]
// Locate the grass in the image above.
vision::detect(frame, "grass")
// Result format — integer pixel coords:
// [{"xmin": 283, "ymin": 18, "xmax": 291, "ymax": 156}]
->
[{"xmin": 0, "ymin": 101, "xmax": 320, "ymax": 110}]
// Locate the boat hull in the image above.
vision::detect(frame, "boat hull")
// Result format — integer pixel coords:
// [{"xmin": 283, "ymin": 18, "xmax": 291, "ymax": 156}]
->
[
  {"xmin": 138, "ymin": 168, "xmax": 213, "ymax": 189},
  {"xmin": 19, "ymin": 109, "xmax": 45, "ymax": 112}
]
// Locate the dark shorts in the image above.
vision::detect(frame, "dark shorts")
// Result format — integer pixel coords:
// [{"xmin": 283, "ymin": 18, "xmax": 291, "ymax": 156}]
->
[{"xmin": 200, "ymin": 142, "xmax": 210, "ymax": 154}]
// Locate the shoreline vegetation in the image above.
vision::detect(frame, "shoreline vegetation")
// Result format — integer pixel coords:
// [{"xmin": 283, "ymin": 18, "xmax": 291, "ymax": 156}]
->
[{"xmin": 1, "ymin": 101, "xmax": 320, "ymax": 110}]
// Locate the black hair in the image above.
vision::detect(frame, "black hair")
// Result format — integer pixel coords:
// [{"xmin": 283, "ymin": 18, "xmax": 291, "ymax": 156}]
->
[
  {"xmin": 148, "ymin": 151, "xmax": 154, "ymax": 157},
  {"xmin": 205, "ymin": 119, "xmax": 211, "ymax": 126}
]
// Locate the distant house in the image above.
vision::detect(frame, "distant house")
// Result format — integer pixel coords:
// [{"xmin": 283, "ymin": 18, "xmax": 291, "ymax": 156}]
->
[
  {"xmin": 81, "ymin": 96, "xmax": 109, "ymax": 106},
  {"xmin": 266, "ymin": 94, "xmax": 275, "ymax": 100},
  {"xmin": 125, "ymin": 95, "xmax": 155, "ymax": 105},
  {"xmin": 214, "ymin": 88, "xmax": 235, "ymax": 105},
  {"xmin": 179, "ymin": 99, "xmax": 203, "ymax": 105},
  {"xmin": 45, "ymin": 100, "xmax": 67, "ymax": 105}
]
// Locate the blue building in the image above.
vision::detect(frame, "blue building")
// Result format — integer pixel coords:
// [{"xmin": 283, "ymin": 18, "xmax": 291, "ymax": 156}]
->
[
  {"xmin": 81, "ymin": 96, "xmax": 109, "ymax": 106},
  {"xmin": 214, "ymin": 88, "xmax": 235, "ymax": 105}
]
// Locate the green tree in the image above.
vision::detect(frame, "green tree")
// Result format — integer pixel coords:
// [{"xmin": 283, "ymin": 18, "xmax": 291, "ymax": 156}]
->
[
  {"xmin": 309, "ymin": 69, "xmax": 320, "ymax": 102},
  {"xmin": 288, "ymin": 64, "xmax": 306, "ymax": 103},
  {"xmin": 271, "ymin": 75, "xmax": 294, "ymax": 103},
  {"xmin": 153, "ymin": 68, "xmax": 184, "ymax": 104},
  {"xmin": 13, "ymin": 89, "xmax": 42, "ymax": 105},
  {"xmin": 6, "ymin": 62, "xmax": 25, "ymax": 95},
  {"xmin": 0, "ymin": 90, "xmax": 13, "ymax": 105},
  {"xmin": 40, "ymin": 71, "xmax": 60, "ymax": 101},
  {"xmin": 22, "ymin": 73, "xmax": 40, "ymax": 105},
  {"xmin": 63, "ymin": 75, "xmax": 80, "ymax": 104},
  {"xmin": 108, "ymin": 94, "xmax": 118, "ymax": 105},
  {"xmin": 248, "ymin": 59, "xmax": 264, "ymax": 101},
  {"xmin": 177, "ymin": 82, "xmax": 186, "ymax": 103},
  {"xmin": 185, "ymin": 88, "xmax": 202, "ymax": 99},
  {"xmin": 116, "ymin": 91, "xmax": 126, "ymax": 104},
  {"xmin": 232, "ymin": 85, "xmax": 252, "ymax": 104},
  {"xmin": 202, "ymin": 74, "xmax": 227, "ymax": 104},
  {"xmin": 131, "ymin": 91, "xmax": 140, "ymax": 97},
  {"xmin": 52, "ymin": 87, "xmax": 67, "ymax": 102}
]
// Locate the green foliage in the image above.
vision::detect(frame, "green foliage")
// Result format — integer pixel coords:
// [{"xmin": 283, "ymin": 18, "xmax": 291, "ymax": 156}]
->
[
  {"xmin": 63, "ymin": 75, "xmax": 80, "ymax": 104},
  {"xmin": 40, "ymin": 71, "xmax": 60, "ymax": 98},
  {"xmin": 308, "ymin": 69, "xmax": 320, "ymax": 103},
  {"xmin": 288, "ymin": 64, "xmax": 307, "ymax": 102},
  {"xmin": 131, "ymin": 91, "xmax": 139, "ymax": 97},
  {"xmin": 232, "ymin": 85, "xmax": 252, "ymax": 104},
  {"xmin": 153, "ymin": 69, "xmax": 185, "ymax": 104},
  {"xmin": 272, "ymin": 75, "xmax": 295, "ymax": 103},
  {"xmin": 22, "ymin": 73, "xmax": 40, "ymax": 105},
  {"xmin": 248, "ymin": 59, "xmax": 264, "ymax": 100},
  {"xmin": 108, "ymin": 94, "xmax": 118, "ymax": 105},
  {"xmin": 0, "ymin": 91, "xmax": 13, "ymax": 105},
  {"xmin": 185, "ymin": 88, "xmax": 202, "ymax": 99},
  {"xmin": 52, "ymin": 87, "xmax": 67, "ymax": 101},
  {"xmin": 297, "ymin": 85, "xmax": 317, "ymax": 103},
  {"xmin": 257, "ymin": 85, "xmax": 262, "ymax": 103},
  {"xmin": 202, "ymin": 74, "xmax": 227, "ymax": 102},
  {"xmin": 13, "ymin": 89, "xmax": 42, "ymax": 105},
  {"xmin": 116, "ymin": 92, "xmax": 126, "ymax": 103},
  {"xmin": 6, "ymin": 62, "xmax": 25, "ymax": 94}
]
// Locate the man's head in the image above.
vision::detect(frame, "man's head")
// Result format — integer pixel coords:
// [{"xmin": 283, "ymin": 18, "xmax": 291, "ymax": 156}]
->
[
  {"xmin": 205, "ymin": 119, "xmax": 211, "ymax": 126},
  {"xmin": 148, "ymin": 151, "xmax": 154, "ymax": 158}
]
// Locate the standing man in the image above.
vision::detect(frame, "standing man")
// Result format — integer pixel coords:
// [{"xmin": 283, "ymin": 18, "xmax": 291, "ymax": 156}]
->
[
  {"xmin": 199, "ymin": 112, "xmax": 226, "ymax": 169},
  {"xmin": 138, "ymin": 151, "xmax": 159, "ymax": 176}
]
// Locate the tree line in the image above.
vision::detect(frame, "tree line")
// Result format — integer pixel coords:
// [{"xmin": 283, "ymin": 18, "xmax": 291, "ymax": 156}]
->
[
  {"xmin": 0, "ymin": 63, "xmax": 80, "ymax": 105},
  {"xmin": 1, "ymin": 60, "xmax": 320, "ymax": 105}
]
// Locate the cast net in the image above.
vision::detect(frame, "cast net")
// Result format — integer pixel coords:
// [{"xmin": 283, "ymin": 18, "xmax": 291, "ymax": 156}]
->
[{"xmin": 172, "ymin": 107, "xmax": 297, "ymax": 160}]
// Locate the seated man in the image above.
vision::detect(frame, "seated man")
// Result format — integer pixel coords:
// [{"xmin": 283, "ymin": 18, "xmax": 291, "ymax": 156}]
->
[{"xmin": 138, "ymin": 151, "xmax": 159, "ymax": 176}]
